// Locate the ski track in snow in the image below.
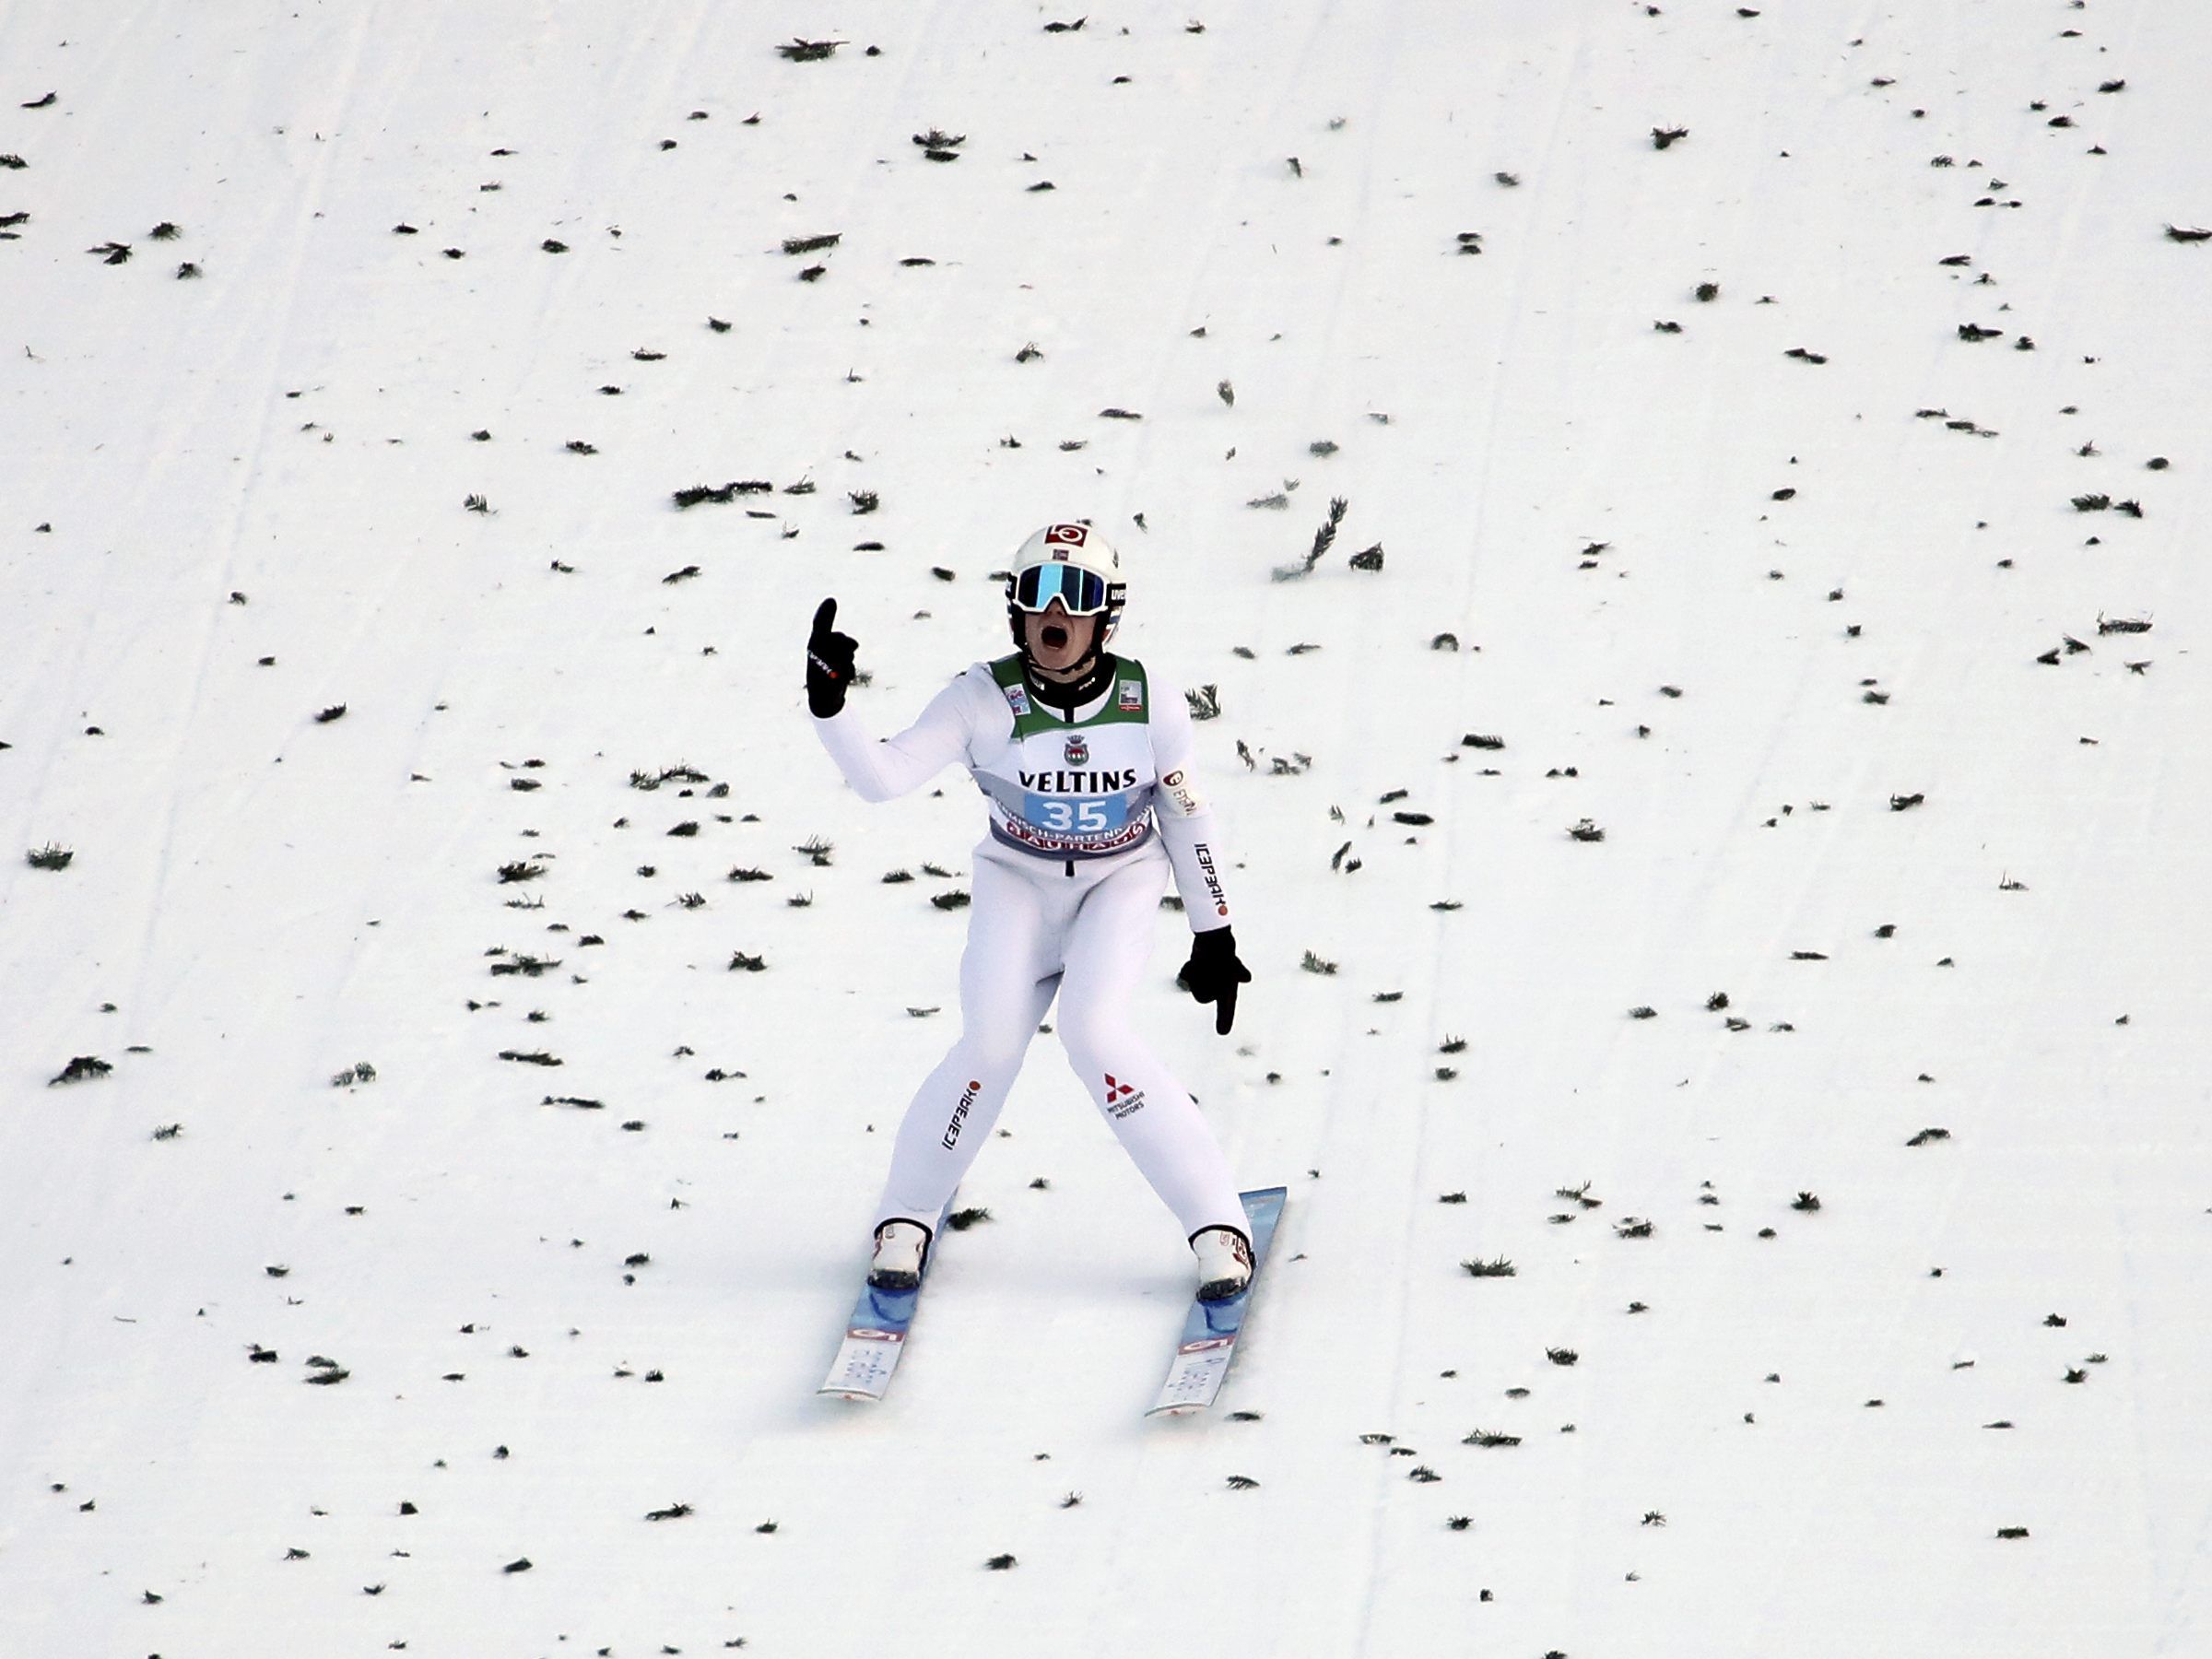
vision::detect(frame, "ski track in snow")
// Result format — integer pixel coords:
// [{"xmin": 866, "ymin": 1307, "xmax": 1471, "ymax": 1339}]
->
[{"xmin": 2, "ymin": 2, "xmax": 2208, "ymax": 1654}]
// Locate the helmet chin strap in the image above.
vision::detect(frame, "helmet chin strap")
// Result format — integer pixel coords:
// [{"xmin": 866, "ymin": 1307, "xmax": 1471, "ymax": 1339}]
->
[
  {"xmin": 1006, "ymin": 594, "xmax": 1114, "ymax": 701},
  {"xmin": 1020, "ymin": 624, "xmax": 1112, "ymax": 707},
  {"xmin": 1019, "ymin": 612, "xmax": 1101, "ymax": 675},
  {"xmin": 1027, "ymin": 643, "xmax": 1100, "ymax": 686}
]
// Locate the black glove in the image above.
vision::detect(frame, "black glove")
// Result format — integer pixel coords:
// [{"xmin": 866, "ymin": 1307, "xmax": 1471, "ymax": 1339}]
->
[
  {"xmin": 806, "ymin": 597, "xmax": 857, "ymax": 717},
  {"xmin": 1178, "ymin": 926, "xmax": 1251, "ymax": 1036}
]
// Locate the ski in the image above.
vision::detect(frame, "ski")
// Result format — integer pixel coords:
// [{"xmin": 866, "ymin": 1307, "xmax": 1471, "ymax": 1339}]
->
[
  {"xmin": 1146, "ymin": 1185, "xmax": 1288, "ymax": 1418},
  {"xmin": 818, "ymin": 1205, "xmax": 952, "ymax": 1402}
]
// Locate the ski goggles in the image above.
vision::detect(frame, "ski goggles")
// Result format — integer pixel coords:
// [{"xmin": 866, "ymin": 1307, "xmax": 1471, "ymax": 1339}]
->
[{"xmin": 1012, "ymin": 561, "xmax": 1112, "ymax": 615}]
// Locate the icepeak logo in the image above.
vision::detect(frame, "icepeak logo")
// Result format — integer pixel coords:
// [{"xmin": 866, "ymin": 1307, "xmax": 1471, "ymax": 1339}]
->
[
  {"xmin": 1101, "ymin": 1073, "xmax": 1146, "ymax": 1119},
  {"xmin": 941, "ymin": 1077, "xmax": 983, "ymax": 1148},
  {"xmin": 1194, "ymin": 842, "xmax": 1229, "ymax": 916}
]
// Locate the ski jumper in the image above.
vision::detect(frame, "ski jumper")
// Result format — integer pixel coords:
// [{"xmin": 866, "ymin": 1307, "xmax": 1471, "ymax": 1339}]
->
[{"xmin": 813, "ymin": 652, "xmax": 1246, "ymax": 1241}]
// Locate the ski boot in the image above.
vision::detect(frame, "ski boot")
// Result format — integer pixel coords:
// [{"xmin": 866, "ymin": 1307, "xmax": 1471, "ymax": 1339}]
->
[
  {"xmin": 1191, "ymin": 1225, "xmax": 1254, "ymax": 1302},
  {"xmin": 867, "ymin": 1218, "xmax": 933, "ymax": 1292}
]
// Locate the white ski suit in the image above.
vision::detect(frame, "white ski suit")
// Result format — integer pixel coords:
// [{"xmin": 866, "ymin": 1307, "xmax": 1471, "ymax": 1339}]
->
[{"xmin": 813, "ymin": 651, "xmax": 1246, "ymax": 1241}]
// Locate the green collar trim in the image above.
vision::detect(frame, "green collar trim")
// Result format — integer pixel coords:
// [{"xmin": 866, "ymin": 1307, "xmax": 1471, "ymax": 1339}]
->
[{"xmin": 989, "ymin": 653, "xmax": 1148, "ymax": 735}]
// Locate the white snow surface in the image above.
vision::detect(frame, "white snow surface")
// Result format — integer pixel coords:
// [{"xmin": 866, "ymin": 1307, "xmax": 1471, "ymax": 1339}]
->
[{"xmin": 3, "ymin": 2, "xmax": 2208, "ymax": 1654}]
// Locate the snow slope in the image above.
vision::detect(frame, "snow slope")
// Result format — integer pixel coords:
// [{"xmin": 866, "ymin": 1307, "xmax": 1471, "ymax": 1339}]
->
[{"xmin": 2, "ymin": 1, "xmax": 2207, "ymax": 1653}]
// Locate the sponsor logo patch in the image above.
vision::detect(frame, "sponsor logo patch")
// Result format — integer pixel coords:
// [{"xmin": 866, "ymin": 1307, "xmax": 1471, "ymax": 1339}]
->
[
  {"xmin": 1194, "ymin": 842, "xmax": 1229, "ymax": 916},
  {"xmin": 941, "ymin": 1077, "xmax": 983, "ymax": 1148},
  {"xmin": 1118, "ymin": 678, "xmax": 1144, "ymax": 712},
  {"xmin": 1018, "ymin": 767, "xmax": 1136, "ymax": 794},
  {"xmin": 1159, "ymin": 767, "xmax": 1203, "ymax": 817},
  {"xmin": 995, "ymin": 817, "xmax": 1150, "ymax": 857},
  {"xmin": 1101, "ymin": 1072, "xmax": 1146, "ymax": 1120},
  {"xmin": 1045, "ymin": 523, "xmax": 1088, "ymax": 550},
  {"xmin": 1065, "ymin": 734, "xmax": 1088, "ymax": 766},
  {"xmin": 1004, "ymin": 682, "xmax": 1031, "ymax": 717}
]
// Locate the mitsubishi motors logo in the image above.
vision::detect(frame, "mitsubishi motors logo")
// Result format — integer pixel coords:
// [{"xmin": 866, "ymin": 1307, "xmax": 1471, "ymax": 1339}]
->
[{"xmin": 1101, "ymin": 1073, "xmax": 1146, "ymax": 1120}]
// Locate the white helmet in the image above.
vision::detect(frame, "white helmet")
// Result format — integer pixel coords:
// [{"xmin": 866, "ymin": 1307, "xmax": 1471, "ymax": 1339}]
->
[{"xmin": 1006, "ymin": 522, "xmax": 1126, "ymax": 651}]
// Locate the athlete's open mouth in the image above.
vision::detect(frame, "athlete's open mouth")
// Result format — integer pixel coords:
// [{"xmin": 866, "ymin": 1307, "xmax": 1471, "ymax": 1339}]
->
[{"xmin": 1041, "ymin": 623, "xmax": 1068, "ymax": 649}]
